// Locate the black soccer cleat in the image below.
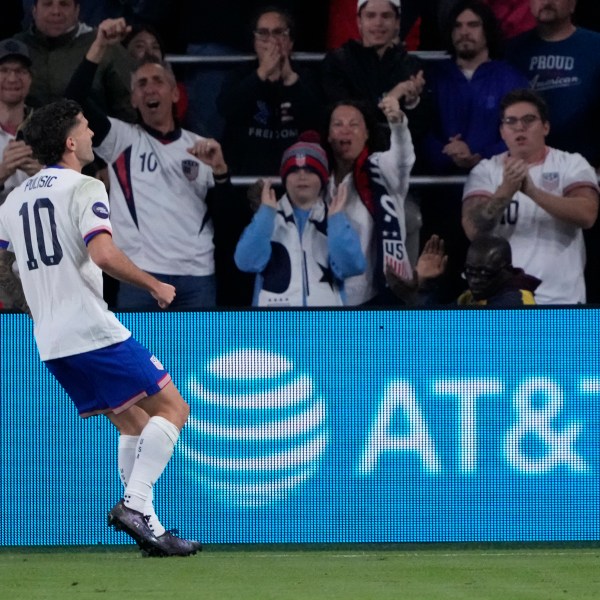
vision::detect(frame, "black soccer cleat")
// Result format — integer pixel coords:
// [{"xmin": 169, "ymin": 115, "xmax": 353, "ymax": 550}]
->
[
  {"xmin": 108, "ymin": 499, "xmax": 161, "ymax": 554},
  {"xmin": 141, "ymin": 530, "xmax": 202, "ymax": 558}
]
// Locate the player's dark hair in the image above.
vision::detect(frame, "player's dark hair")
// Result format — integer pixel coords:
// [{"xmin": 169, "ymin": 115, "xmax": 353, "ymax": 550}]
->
[
  {"xmin": 500, "ymin": 88, "xmax": 549, "ymax": 123},
  {"xmin": 22, "ymin": 99, "xmax": 82, "ymax": 166},
  {"xmin": 445, "ymin": 0, "xmax": 503, "ymax": 59}
]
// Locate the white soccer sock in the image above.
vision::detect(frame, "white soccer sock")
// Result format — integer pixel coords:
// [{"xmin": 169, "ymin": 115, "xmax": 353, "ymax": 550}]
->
[
  {"xmin": 118, "ymin": 434, "xmax": 166, "ymax": 536},
  {"xmin": 118, "ymin": 435, "xmax": 138, "ymax": 487},
  {"xmin": 124, "ymin": 416, "xmax": 180, "ymax": 516}
]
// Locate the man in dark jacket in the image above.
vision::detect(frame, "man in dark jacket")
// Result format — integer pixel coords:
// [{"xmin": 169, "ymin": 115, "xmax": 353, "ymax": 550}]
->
[
  {"xmin": 15, "ymin": 0, "xmax": 134, "ymax": 121},
  {"xmin": 386, "ymin": 233, "xmax": 540, "ymax": 306},
  {"xmin": 321, "ymin": 0, "xmax": 428, "ymax": 142}
]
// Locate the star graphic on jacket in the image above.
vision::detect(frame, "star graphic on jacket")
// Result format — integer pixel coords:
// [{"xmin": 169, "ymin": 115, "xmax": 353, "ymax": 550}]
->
[{"xmin": 318, "ymin": 262, "xmax": 335, "ymax": 289}]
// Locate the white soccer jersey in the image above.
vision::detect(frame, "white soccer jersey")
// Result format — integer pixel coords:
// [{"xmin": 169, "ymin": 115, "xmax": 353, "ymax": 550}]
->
[
  {"xmin": 0, "ymin": 128, "xmax": 30, "ymax": 206},
  {"xmin": 0, "ymin": 167, "xmax": 130, "ymax": 360},
  {"xmin": 463, "ymin": 148, "xmax": 599, "ymax": 304},
  {"xmin": 95, "ymin": 119, "xmax": 215, "ymax": 276}
]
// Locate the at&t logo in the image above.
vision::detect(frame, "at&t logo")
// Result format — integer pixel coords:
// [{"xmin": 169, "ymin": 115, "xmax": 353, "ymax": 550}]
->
[{"xmin": 180, "ymin": 349, "xmax": 328, "ymax": 507}]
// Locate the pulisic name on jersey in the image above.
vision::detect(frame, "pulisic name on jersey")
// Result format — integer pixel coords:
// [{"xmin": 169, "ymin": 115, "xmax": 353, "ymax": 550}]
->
[{"xmin": 24, "ymin": 175, "xmax": 57, "ymax": 192}]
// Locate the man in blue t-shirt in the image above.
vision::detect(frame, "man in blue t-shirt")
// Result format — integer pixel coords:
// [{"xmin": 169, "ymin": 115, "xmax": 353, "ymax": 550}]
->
[{"xmin": 506, "ymin": 0, "xmax": 600, "ymax": 167}]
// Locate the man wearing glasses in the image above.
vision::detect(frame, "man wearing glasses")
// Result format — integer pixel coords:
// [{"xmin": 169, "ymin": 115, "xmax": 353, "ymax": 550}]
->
[
  {"xmin": 505, "ymin": 0, "xmax": 600, "ymax": 304},
  {"xmin": 0, "ymin": 38, "xmax": 42, "ymax": 310},
  {"xmin": 0, "ymin": 39, "xmax": 41, "ymax": 207},
  {"xmin": 461, "ymin": 88, "xmax": 599, "ymax": 304},
  {"xmin": 386, "ymin": 233, "xmax": 541, "ymax": 306},
  {"xmin": 217, "ymin": 6, "xmax": 322, "ymax": 176}
]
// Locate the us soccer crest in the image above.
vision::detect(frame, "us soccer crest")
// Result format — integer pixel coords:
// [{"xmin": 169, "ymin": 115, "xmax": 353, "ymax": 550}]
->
[
  {"xmin": 541, "ymin": 172, "xmax": 559, "ymax": 192},
  {"xmin": 294, "ymin": 153, "xmax": 307, "ymax": 168},
  {"xmin": 182, "ymin": 159, "xmax": 199, "ymax": 181}
]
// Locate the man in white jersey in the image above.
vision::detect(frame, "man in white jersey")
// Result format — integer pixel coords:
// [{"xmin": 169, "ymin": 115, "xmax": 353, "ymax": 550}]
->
[
  {"xmin": 0, "ymin": 99, "xmax": 201, "ymax": 557},
  {"xmin": 0, "ymin": 38, "xmax": 41, "ymax": 208},
  {"xmin": 65, "ymin": 18, "xmax": 232, "ymax": 310},
  {"xmin": 0, "ymin": 39, "xmax": 43, "ymax": 309},
  {"xmin": 462, "ymin": 88, "xmax": 599, "ymax": 304}
]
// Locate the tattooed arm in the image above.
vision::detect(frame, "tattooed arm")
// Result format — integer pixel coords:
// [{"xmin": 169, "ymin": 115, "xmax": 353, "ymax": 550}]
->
[
  {"xmin": 0, "ymin": 249, "xmax": 31, "ymax": 316},
  {"xmin": 462, "ymin": 193, "xmax": 513, "ymax": 240},
  {"xmin": 462, "ymin": 156, "xmax": 527, "ymax": 240},
  {"xmin": 462, "ymin": 156, "xmax": 599, "ymax": 239}
]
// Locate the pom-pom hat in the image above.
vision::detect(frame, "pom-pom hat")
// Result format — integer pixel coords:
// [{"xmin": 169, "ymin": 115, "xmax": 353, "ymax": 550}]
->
[{"xmin": 280, "ymin": 131, "xmax": 329, "ymax": 189}]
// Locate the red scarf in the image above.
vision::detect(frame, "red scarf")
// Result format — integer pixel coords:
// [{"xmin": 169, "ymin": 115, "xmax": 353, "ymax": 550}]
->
[{"xmin": 353, "ymin": 146, "xmax": 376, "ymax": 217}]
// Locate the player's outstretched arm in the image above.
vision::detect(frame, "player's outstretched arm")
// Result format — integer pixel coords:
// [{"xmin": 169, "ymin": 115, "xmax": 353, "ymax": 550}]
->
[
  {"xmin": 87, "ymin": 233, "xmax": 175, "ymax": 309},
  {"xmin": 0, "ymin": 249, "xmax": 31, "ymax": 316}
]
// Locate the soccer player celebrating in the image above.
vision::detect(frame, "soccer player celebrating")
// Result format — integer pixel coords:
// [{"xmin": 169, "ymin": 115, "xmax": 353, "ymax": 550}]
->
[{"xmin": 0, "ymin": 99, "xmax": 200, "ymax": 557}]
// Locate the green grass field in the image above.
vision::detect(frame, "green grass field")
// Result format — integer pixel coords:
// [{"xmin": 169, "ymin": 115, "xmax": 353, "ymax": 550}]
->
[{"xmin": 1, "ymin": 544, "xmax": 599, "ymax": 600}]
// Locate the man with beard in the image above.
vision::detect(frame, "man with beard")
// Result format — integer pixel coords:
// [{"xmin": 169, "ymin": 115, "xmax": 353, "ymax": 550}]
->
[
  {"xmin": 506, "ymin": 0, "xmax": 600, "ymax": 165},
  {"xmin": 461, "ymin": 88, "xmax": 598, "ymax": 305},
  {"xmin": 418, "ymin": 0, "xmax": 527, "ymax": 302},
  {"xmin": 422, "ymin": 0, "xmax": 528, "ymax": 174}
]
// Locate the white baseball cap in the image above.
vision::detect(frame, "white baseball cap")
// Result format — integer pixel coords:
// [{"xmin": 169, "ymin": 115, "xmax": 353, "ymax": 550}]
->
[{"xmin": 357, "ymin": 0, "xmax": 401, "ymax": 12}]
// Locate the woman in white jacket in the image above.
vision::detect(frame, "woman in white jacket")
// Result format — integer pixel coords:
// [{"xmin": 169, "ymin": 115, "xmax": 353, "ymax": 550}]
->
[{"xmin": 325, "ymin": 95, "xmax": 416, "ymax": 306}]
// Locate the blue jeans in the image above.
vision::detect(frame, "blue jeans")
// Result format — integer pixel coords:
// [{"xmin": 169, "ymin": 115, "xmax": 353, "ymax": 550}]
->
[{"xmin": 116, "ymin": 273, "xmax": 217, "ymax": 311}]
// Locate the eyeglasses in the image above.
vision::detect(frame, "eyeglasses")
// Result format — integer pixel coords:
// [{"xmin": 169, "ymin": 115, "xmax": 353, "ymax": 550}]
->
[
  {"xmin": 462, "ymin": 265, "xmax": 506, "ymax": 280},
  {"xmin": 0, "ymin": 65, "xmax": 30, "ymax": 77},
  {"xmin": 253, "ymin": 28, "xmax": 290, "ymax": 41},
  {"xmin": 500, "ymin": 114, "xmax": 541, "ymax": 129}
]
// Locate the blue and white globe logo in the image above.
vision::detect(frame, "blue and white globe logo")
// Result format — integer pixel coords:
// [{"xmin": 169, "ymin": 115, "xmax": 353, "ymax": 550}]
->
[{"xmin": 180, "ymin": 349, "xmax": 328, "ymax": 507}]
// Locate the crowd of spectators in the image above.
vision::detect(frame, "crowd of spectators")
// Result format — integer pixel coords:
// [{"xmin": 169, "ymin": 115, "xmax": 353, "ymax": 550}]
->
[{"xmin": 1, "ymin": 0, "xmax": 600, "ymax": 311}]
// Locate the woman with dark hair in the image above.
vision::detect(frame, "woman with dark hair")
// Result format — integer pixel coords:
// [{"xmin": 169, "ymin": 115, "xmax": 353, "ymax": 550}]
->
[
  {"xmin": 324, "ymin": 95, "xmax": 416, "ymax": 306},
  {"xmin": 217, "ymin": 5, "xmax": 322, "ymax": 176},
  {"xmin": 122, "ymin": 23, "xmax": 164, "ymax": 61}
]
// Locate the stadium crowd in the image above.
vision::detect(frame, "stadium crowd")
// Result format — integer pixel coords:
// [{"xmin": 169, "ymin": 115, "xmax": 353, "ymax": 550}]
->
[{"xmin": 1, "ymin": 0, "xmax": 600, "ymax": 310}]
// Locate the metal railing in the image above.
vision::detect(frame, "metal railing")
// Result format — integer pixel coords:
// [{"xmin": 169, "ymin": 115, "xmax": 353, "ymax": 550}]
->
[
  {"xmin": 165, "ymin": 50, "xmax": 449, "ymax": 64},
  {"xmin": 230, "ymin": 175, "xmax": 467, "ymax": 187}
]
